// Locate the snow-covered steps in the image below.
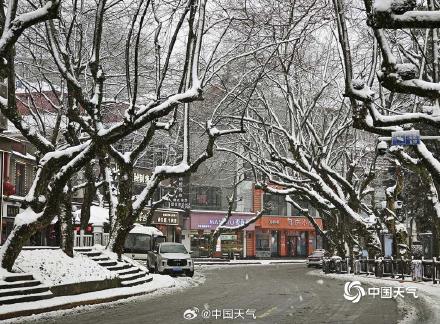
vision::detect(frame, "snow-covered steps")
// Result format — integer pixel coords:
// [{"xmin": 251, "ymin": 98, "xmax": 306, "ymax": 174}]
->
[
  {"xmin": 0, "ymin": 291, "xmax": 53, "ymax": 305},
  {"xmin": 98, "ymin": 260, "xmax": 118, "ymax": 267},
  {"xmin": 4, "ymin": 273, "xmax": 34, "ymax": 282},
  {"xmin": 107, "ymin": 262, "xmax": 131, "ymax": 271},
  {"xmin": 0, "ymin": 273, "xmax": 54, "ymax": 305},
  {"xmin": 0, "ymin": 279, "xmax": 41, "ymax": 290},
  {"xmin": 75, "ymin": 249, "xmax": 152, "ymax": 287},
  {"xmin": 120, "ymin": 275, "xmax": 152, "ymax": 287}
]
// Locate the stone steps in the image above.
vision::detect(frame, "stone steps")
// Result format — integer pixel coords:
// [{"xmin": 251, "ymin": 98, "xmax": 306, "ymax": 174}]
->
[
  {"xmin": 0, "ymin": 273, "xmax": 54, "ymax": 305},
  {"xmin": 76, "ymin": 249, "xmax": 151, "ymax": 287}
]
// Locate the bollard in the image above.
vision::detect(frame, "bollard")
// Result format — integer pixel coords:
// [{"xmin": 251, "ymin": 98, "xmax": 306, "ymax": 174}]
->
[{"xmin": 433, "ymin": 257, "xmax": 437, "ymax": 284}]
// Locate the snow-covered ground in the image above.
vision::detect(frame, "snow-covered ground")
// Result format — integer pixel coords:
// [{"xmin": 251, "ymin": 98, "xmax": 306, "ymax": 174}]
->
[
  {"xmin": 309, "ymin": 269, "xmax": 440, "ymax": 324},
  {"xmin": 12, "ymin": 249, "xmax": 117, "ymax": 285},
  {"xmin": 2, "ymin": 272, "xmax": 205, "ymax": 323}
]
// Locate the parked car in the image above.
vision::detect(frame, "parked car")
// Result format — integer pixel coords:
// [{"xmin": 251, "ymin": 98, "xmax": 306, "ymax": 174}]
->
[
  {"xmin": 147, "ymin": 242, "xmax": 194, "ymax": 277},
  {"xmin": 306, "ymin": 249, "xmax": 329, "ymax": 268}
]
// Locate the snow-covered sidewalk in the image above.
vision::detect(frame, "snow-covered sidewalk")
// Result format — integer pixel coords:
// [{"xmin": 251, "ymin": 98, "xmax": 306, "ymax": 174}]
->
[
  {"xmin": 195, "ymin": 259, "xmax": 306, "ymax": 265},
  {"xmin": 0, "ymin": 274, "xmax": 203, "ymax": 321},
  {"xmin": 309, "ymin": 269, "xmax": 440, "ymax": 323}
]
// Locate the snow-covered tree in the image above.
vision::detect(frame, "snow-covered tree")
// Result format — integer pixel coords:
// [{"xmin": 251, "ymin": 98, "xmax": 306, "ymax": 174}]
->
[
  {"xmin": 333, "ymin": 0, "xmax": 440, "ymax": 256},
  {"xmin": 213, "ymin": 0, "xmax": 383, "ymax": 257},
  {"xmin": 0, "ymin": 0, "xmax": 210, "ymax": 271}
]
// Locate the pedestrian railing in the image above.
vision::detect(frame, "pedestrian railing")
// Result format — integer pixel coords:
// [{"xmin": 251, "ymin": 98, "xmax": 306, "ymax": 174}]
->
[
  {"xmin": 73, "ymin": 232, "xmax": 93, "ymax": 247},
  {"xmin": 323, "ymin": 256, "xmax": 435, "ymax": 283}
]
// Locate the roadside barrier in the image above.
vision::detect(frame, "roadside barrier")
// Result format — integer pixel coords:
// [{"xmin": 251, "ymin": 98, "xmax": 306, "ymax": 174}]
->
[{"xmin": 322, "ymin": 257, "xmax": 436, "ymax": 283}]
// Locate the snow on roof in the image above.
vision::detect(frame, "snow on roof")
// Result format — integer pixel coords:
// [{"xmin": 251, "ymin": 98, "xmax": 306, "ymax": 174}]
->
[
  {"xmin": 73, "ymin": 206, "xmax": 109, "ymax": 225},
  {"xmin": 129, "ymin": 224, "xmax": 163, "ymax": 236},
  {"xmin": 12, "ymin": 150, "xmax": 36, "ymax": 161}
]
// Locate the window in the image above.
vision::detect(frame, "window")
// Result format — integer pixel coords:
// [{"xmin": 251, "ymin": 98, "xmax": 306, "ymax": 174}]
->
[
  {"xmin": 15, "ymin": 163, "xmax": 25, "ymax": 196},
  {"xmin": 191, "ymin": 186, "xmax": 222, "ymax": 210},
  {"xmin": 290, "ymin": 200, "xmax": 308, "ymax": 216},
  {"xmin": 264, "ymin": 193, "xmax": 287, "ymax": 216}
]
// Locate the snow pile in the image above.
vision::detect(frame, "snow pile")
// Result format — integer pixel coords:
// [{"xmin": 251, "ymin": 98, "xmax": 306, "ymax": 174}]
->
[{"xmin": 13, "ymin": 249, "xmax": 117, "ymax": 286}]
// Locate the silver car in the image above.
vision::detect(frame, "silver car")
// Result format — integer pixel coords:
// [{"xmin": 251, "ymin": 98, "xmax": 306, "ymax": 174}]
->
[
  {"xmin": 148, "ymin": 242, "xmax": 194, "ymax": 277},
  {"xmin": 306, "ymin": 249, "xmax": 329, "ymax": 268}
]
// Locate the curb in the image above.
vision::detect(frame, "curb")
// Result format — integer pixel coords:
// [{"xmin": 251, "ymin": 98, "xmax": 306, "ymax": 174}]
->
[{"xmin": 0, "ymin": 276, "xmax": 154, "ymax": 321}]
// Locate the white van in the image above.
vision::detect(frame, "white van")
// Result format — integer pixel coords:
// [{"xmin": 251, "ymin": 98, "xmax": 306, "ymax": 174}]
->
[{"xmin": 123, "ymin": 224, "xmax": 166, "ymax": 265}]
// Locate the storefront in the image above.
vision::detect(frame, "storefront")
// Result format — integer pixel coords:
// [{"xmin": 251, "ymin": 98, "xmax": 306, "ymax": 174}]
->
[
  {"xmin": 138, "ymin": 208, "xmax": 183, "ymax": 242},
  {"xmin": 252, "ymin": 216, "xmax": 323, "ymax": 258},
  {"xmin": 189, "ymin": 210, "xmax": 256, "ymax": 258}
]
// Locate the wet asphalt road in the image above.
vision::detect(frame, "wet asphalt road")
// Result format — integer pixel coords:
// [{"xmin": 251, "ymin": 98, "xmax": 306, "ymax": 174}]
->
[{"xmin": 24, "ymin": 264, "xmax": 426, "ymax": 324}]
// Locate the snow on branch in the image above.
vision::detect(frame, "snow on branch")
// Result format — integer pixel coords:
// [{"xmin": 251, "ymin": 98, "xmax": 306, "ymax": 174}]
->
[{"xmin": 0, "ymin": 0, "xmax": 61, "ymax": 58}]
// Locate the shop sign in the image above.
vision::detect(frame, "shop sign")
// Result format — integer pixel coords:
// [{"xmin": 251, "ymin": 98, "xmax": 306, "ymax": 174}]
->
[
  {"xmin": 169, "ymin": 176, "xmax": 190, "ymax": 209},
  {"xmin": 287, "ymin": 218, "xmax": 313, "ymax": 227},
  {"xmin": 138, "ymin": 209, "xmax": 180, "ymax": 225},
  {"xmin": 208, "ymin": 218, "xmax": 249, "ymax": 227},
  {"xmin": 191, "ymin": 212, "xmax": 256, "ymax": 230},
  {"xmin": 258, "ymin": 216, "xmax": 322, "ymax": 230},
  {"xmin": 220, "ymin": 234, "xmax": 237, "ymax": 241},
  {"xmin": 133, "ymin": 172, "xmax": 150, "ymax": 184}
]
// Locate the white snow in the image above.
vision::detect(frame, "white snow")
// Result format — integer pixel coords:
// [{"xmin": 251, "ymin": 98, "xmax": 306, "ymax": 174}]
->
[
  {"xmin": 13, "ymin": 249, "xmax": 116, "ymax": 286},
  {"xmin": 129, "ymin": 224, "xmax": 163, "ymax": 236},
  {"xmin": 14, "ymin": 208, "xmax": 40, "ymax": 227},
  {"xmin": 1, "ymin": 273, "xmax": 205, "ymax": 323}
]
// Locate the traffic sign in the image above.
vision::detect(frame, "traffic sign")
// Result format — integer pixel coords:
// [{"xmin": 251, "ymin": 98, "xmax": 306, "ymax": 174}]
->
[{"xmin": 391, "ymin": 130, "xmax": 420, "ymax": 146}]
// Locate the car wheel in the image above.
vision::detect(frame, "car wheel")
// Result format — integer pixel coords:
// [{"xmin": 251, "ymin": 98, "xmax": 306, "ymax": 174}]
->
[{"xmin": 186, "ymin": 270, "xmax": 194, "ymax": 277}]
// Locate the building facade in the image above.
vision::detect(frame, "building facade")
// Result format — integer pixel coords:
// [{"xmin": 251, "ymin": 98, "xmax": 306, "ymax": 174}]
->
[{"xmin": 245, "ymin": 187, "xmax": 323, "ymax": 258}]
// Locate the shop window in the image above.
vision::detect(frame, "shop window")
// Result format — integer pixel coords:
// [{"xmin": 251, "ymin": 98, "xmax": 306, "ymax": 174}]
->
[
  {"xmin": 220, "ymin": 232, "xmax": 243, "ymax": 256},
  {"xmin": 263, "ymin": 193, "xmax": 287, "ymax": 216},
  {"xmin": 256, "ymin": 232, "xmax": 270, "ymax": 251},
  {"xmin": 190, "ymin": 232, "xmax": 212, "ymax": 257}
]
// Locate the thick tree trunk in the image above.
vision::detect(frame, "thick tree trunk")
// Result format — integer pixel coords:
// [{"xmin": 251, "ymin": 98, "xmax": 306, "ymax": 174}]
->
[
  {"xmin": 60, "ymin": 185, "xmax": 74, "ymax": 257},
  {"xmin": 383, "ymin": 162, "xmax": 407, "ymax": 257},
  {"xmin": 80, "ymin": 162, "xmax": 96, "ymax": 230},
  {"xmin": 109, "ymin": 164, "xmax": 133, "ymax": 260}
]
